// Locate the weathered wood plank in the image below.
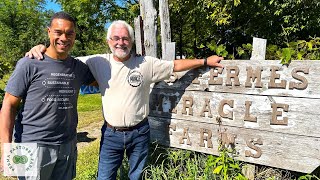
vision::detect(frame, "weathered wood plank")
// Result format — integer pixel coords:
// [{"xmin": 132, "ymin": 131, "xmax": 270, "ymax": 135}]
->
[
  {"xmin": 142, "ymin": 0, "xmax": 157, "ymax": 57},
  {"xmin": 163, "ymin": 42, "xmax": 175, "ymax": 61},
  {"xmin": 149, "ymin": 117, "xmax": 320, "ymax": 173},
  {"xmin": 155, "ymin": 60, "xmax": 320, "ymax": 98},
  {"xmin": 149, "ymin": 90, "xmax": 320, "ymax": 138},
  {"xmin": 134, "ymin": 16, "xmax": 144, "ymax": 55},
  {"xmin": 149, "ymin": 59, "xmax": 320, "ymax": 173},
  {"xmin": 250, "ymin": 37, "xmax": 267, "ymax": 60},
  {"xmin": 159, "ymin": 0, "xmax": 171, "ymax": 59}
]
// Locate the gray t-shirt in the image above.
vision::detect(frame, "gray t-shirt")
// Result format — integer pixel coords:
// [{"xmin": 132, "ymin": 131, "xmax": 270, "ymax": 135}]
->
[
  {"xmin": 5, "ymin": 54, "xmax": 94, "ymax": 145},
  {"xmin": 79, "ymin": 54, "xmax": 174, "ymax": 127}
]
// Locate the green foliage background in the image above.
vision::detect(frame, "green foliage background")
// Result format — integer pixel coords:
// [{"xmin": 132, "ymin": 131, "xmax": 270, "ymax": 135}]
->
[
  {"xmin": 0, "ymin": 0, "xmax": 319, "ymax": 117},
  {"xmin": 169, "ymin": 0, "xmax": 320, "ymax": 61}
]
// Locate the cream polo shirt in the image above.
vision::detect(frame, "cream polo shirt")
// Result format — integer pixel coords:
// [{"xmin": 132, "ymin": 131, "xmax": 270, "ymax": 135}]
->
[{"xmin": 79, "ymin": 53, "xmax": 174, "ymax": 127}]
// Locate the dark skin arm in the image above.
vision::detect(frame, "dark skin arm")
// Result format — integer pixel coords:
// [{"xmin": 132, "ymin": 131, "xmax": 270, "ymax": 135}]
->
[{"xmin": 0, "ymin": 93, "xmax": 21, "ymax": 170}]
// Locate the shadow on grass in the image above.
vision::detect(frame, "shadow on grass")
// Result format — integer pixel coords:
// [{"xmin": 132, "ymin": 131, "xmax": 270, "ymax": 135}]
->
[{"xmin": 77, "ymin": 132, "xmax": 96, "ymax": 143}]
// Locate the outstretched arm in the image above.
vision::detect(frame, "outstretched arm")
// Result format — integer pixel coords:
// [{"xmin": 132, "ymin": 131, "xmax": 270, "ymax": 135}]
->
[
  {"xmin": 173, "ymin": 55, "xmax": 224, "ymax": 72},
  {"xmin": 25, "ymin": 44, "xmax": 47, "ymax": 60},
  {"xmin": 0, "ymin": 93, "xmax": 21, "ymax": 170}
]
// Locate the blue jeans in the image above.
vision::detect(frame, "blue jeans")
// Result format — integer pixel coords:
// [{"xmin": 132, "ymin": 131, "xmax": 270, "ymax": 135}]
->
[{"xmin": 97, "ymin": 120, "xmax": 150, "ymax": 180}]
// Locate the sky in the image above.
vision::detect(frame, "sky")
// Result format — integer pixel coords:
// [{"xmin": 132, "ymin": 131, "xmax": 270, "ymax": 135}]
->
[
  {"xmin": 44, "ymin": 0, "xmax": 113, "ymax": 28},
  {"xmin": 44, "ymin": 0, "xmax": 123, "ymax": 11},
  {"xmin": 45, "ymin": 0, "xmax": 62, "ymax": 12}
]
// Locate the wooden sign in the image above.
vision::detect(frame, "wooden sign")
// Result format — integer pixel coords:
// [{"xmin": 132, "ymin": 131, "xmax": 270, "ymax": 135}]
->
[{"xmin": 149, "ymin": 60, "xmax": 320, "ymax": 173}]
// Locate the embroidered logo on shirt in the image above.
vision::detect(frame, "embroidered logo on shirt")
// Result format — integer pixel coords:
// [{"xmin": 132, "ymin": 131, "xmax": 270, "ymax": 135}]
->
[{"xmin": 127, "ymin": 70, "xmax": 143, "ymax": 87}]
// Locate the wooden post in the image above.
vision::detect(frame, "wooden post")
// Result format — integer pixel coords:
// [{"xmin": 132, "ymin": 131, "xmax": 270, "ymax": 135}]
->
[
  {"xmin": 159, "ymin": 0, "xmax": 172, "ymax": 59},
  {"xmin": 250, "ymin": 37, "xmax": 267, "ymax": 60},
  {"xmin": 141, "ymin": 0, "xmax": 157, "ymax": 57},
  {"xmin": 139, "ymin": 0, "xmax": 145, "ymax": 19},
  {"xmin": 134, "ymin": 16, "xmax": 145, "ymax": 55},
  {"xmin": 163, "ymin": 42, "xmax": 176, "ymax": 61},
  {"xmin": 245, "ymin": 37, "xmax": 267, "ymax": 179}
]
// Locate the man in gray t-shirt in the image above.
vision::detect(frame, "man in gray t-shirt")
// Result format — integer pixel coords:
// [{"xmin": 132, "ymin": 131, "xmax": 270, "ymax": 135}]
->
[
  {"xmin": 8, "ymin": 54, "xmax": 93, "ymax": 144},
  {"xmin": 0, "ymin": 12, "xmax": 94, "ymax": 180}
]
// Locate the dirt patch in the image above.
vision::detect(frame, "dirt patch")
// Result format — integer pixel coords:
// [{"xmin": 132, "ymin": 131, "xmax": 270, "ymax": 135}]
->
[{"xmin": 77, "ymin": 120, "xmax": 104, "ymax": 150}]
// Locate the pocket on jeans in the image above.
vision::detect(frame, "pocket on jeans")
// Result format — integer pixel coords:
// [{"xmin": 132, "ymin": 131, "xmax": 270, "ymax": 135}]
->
[{"xmin": 104, "ymin": 127, "xmax": 115, "ymax": 137}]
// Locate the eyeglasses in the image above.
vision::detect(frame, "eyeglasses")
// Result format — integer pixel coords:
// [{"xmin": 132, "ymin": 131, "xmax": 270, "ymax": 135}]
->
[{"xmin": 109, "ymin": 36, "xmax": 131, "ymax": 43}]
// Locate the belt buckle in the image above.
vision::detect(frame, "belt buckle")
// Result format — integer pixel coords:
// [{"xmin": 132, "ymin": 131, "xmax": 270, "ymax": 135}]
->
[{"xmin": 115, "ymin": 127, "xmax": 130, "ymax": 131}]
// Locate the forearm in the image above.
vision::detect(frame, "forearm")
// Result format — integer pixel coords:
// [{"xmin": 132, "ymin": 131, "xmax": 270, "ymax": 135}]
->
[
  {"xmin": 0, "ymin": 93, "xmax": 20, "ymax": 144},
  {"xmin": 0, "ymin": 105, "xmax": 16, "ymax": 143},
  {"xmin": 173, "ymin": 59, "xmax": 204, "ymax": 72},
  {"xmin": 0, "ymin": 103, "xmax": 16, "ymax": 167}
]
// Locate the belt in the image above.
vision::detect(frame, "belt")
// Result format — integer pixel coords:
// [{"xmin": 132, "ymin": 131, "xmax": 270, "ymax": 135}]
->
[{"xmin": 106, "ymin": 118, "xmax": 148, "ymax": 132}]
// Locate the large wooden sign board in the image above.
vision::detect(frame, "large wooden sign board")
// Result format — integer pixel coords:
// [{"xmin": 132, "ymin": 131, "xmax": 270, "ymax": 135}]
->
[{"xmin": 148, "ymin": 60, "xmax": 320, "ymax": 173}]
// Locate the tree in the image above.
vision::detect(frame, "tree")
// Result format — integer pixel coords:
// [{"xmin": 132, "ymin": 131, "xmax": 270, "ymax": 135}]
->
[
  {"xmin": 0, "ymin": 0, "xmax": 48, "ymax": 67},
  {"xmin": 0, "ymin": 0, "xmax": 50, "ymax": 107},
  {"xmin": 55, "ymin": 0, "xmax": 110, "ymax": 56},
  {"xmin": 169, "ymin": 0, "xmax": 320, "ymax": 59}
]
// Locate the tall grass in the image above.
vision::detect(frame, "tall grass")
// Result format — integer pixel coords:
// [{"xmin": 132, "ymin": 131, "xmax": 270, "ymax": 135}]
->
[{"xmin": 143, "ymin": 143, "xmax": 246, "ymax": 180}]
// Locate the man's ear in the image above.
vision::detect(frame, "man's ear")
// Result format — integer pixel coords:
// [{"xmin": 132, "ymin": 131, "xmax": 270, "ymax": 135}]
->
[{"xmin": 47, "ymin": 27, "xmax": 51, "ymax": 36}]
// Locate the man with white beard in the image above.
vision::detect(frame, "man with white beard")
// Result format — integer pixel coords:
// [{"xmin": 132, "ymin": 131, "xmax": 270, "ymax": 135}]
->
[{"xmin": 26, "ymin": 20, "xmax": 224, "ymax": 180}]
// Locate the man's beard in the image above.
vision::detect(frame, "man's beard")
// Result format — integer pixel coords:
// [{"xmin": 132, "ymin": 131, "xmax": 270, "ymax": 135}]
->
[{"xmin": 111, "ymin": 46, "xmax": 131, "ymax": 59}]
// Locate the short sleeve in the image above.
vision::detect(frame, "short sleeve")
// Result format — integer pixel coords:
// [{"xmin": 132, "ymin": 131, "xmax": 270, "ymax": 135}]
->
[
  {"xmin": 5, "ymin": 57, "xmax": 33, "ymax": 98},
  {"xmin": 148, "ymin": 56, "xmax": 174, "ymax": 83}
]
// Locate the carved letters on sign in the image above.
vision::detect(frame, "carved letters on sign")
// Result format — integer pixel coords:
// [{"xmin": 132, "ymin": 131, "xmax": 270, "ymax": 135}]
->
[
  {"xmin": 179, "ymin": 127, "xmax": 191, "ymax": 145},
  {"xmin": 170, "ymin": 123, "xmax": 263, "ymax": 158},
  {"xmin": 150, "ymin": 62, "xmax": 320, "ymax": 173},
  {"xmin": 199, "ymin": 128, "xmax": 213, "ymax": 148},
  {"xmin": 244, "ymin": 101, "xmax": 257, "ymax": 122},
  {"xmin": 192, "ymin": 66, "xmax": 309, "ymax": 90},
  {"xmin": 245, "ymin": 138, "xmax": 263, "ymax": 158},
  {"xmin": 152, "ymin": 95, "xmax": 289, "ymax": 125}
]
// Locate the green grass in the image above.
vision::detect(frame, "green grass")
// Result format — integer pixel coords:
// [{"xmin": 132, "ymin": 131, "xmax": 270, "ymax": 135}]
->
[
  {"xmin": 77, "ymin": 94, "xmax": 102, "ymax": 112},
  {"xmin": 75, "ymin": 93, "xmax": 102, "ymax": 180},
  {"xmin": 77, "ymin": 94, "xmax": 103, "ymax": 128},
  {"xmin": 75, "ymin": 139, "xmax": 100, "ymax": 180}
]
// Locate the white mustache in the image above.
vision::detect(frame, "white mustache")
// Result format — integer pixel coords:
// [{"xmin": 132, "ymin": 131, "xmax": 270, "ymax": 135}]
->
[{"xmin": 115, "ymin": 45, "xmax": 127, "ymax": 49}]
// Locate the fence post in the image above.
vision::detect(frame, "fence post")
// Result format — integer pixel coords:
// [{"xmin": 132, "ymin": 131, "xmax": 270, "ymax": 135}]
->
[
  {"xmin": 159, "ymin": 0, "xmax": 172, "ymax": 59},
  {"xmin": 243, "ymin": 36, "xmax": 267, "ymax": 179},
  {"xmin": 250, "ymin": 37, "xmax": 267, "ymax": 60},
  {"xmin": 141, "ymin": 0, "xmax": 157, "ymax": 57},
  {"xmin": 163, "ymin": 42, "xmax": 176, "ymax": 61},
  {"xmin": 134, "ymin": 15, "xmax": 145, "ymax": 55}
]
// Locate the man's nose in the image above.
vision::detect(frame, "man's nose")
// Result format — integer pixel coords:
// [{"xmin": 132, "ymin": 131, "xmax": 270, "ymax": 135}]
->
[{"xmin": 60, "ymin": 33, "xmax": 68, "ymax": 40}]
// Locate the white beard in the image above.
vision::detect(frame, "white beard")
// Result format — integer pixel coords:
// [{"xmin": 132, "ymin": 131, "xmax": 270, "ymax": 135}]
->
[{"xmin": 111, "ymin": 46, "xmax": 131, "ymax": 59}]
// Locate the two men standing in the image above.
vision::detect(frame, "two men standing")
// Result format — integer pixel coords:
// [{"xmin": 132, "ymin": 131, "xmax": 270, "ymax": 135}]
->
[{"xmin": 1, "ymin": 12, "xmax": 223, "ymax": 180}]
